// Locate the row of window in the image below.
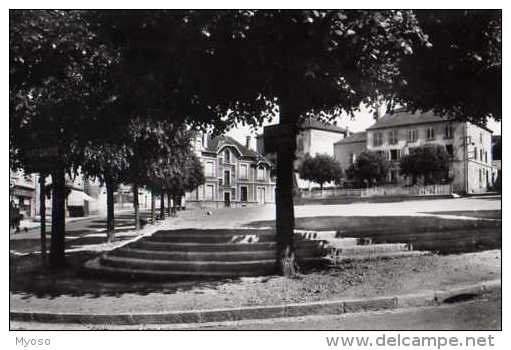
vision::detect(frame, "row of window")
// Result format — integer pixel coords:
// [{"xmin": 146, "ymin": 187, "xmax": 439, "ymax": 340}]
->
[
  {"xmin": 204, "ymin": 160, "xmax": 268, "ymax": 181},
  {"xmin": 473, "ymin": 146, "xmax": 489, "ymax": 164},
  {"xmin": 196, "ymin": 184, "xmax": 266, "ymax": 202},
  {"xmin": 351, "ymin": 144, "xmax": 455, "ymax": 164},
  {"xmin": 372, "ymin": 125, "xmax": 455, "ymax": 147}
]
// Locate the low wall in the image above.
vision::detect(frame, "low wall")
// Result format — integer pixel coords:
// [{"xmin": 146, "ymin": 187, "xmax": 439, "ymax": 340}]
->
[
  {"xmin": 186, "ymin": 200, "xmax": 269, "ymax": 209},
  {"xmin": 301, "ymin": 184, "xmax": 453, "ymax": 199}
]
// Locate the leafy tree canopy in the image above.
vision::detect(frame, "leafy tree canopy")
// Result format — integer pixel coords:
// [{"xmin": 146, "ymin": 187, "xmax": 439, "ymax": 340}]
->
[
  {"xmin": 399, "ymin": 145, "xmax": 450, "ymax": 185},
  {"xmin": 346, "ymin": 151, "xmax": 390, "ymax": 186},
  {"xmin": 298, "ymin": 153, "xmax": 343, "ymax": 189}
]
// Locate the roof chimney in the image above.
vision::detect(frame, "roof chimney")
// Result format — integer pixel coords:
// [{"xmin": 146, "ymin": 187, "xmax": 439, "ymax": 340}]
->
[
  {"xmin": 246, "ymin": 135, "xmax": 253, "ymax": 150},
  {"xmin": 202, "ymin": 132, "xmax": 208, "ymax": 149}
]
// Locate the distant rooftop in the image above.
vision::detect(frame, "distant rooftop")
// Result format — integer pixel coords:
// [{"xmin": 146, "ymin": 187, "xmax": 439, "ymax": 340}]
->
[
  {"xmin": 334, "ymin": 131, "xmax": 367, "ymax": 145},
  {"xmin": 367, "ymin": 109, "xmax": 452, "ymax": 130},
  {"xmin": 367, "ymin": 108, "xmax": 492, "ymax": 132},
  {"xmin": 203, "ymin": 134, "xmax": 258, "ymax": 158}
]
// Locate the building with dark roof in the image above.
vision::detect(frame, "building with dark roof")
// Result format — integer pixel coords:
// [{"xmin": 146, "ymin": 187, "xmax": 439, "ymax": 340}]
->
[{"xmin": 185, "ymin": 133, "xmax": 276, "ymax": 208}]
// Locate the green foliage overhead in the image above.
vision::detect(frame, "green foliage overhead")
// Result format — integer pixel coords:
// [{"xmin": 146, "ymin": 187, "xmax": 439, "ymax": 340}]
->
[
  {"xmin": 346, "ymin": 151, "xmax": 390, "ymax": 186},
  {"xmin": 10, "ymin": 10, "xmax": 120, "ymax": 174},
  {"xmin": 298, "ymin": 154, "xmax": 343, "ymax": 188},
  {"xmin": 395, "ymin": 10, "xmax": 501, "ymax": 124}
]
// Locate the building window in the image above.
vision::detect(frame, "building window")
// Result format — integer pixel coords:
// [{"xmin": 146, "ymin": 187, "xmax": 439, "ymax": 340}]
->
[
  {"xmin": 373, "ymin": 132, "xmax": 383, "ymax": 147},
  {"xmin": 390, "ymin": 149, "xmax": 400, "ymax": 161},
  {"xmin": 444, "ymin": 125, "xmax": 454, "ymax": 139},
  {"xmin": 446, "ymin": 145, "xmax": 454, "ymax": 158},
  {"xmin": 479, "ymin": 168, "xmax": 483, "ymax": 186},
  {"xmin": 426, "ymin": 127, "xmax": 436, "ymax": 141},
  {"xmin": 231, "ymin": 188, "xmax": 236, "ymax": 200},
  {"xmin": 389, "ymin": 130, "xmax": 398, "ymax": 145},
  {"xmin": 224, "ymin": 170, "xmax": 230, "ymax": 186},
  {"xmin": 485, "ymin": 151, "xmax": 488, "ymax": 164},
  {"xmin": 224, "ymin": 149, "xmax": 231, "ymax": 164},
  {"xmin": 480, "ymin": 132, "xmax": 483, "ymax": 144},
  {"xmin": 407, "ymin": 129, "xmax": 418, "ymax": 143},
  {"xmin": 240, "ymin": 164, "xmax": 248, "ymax": 179},
  {"xmin": 480, "ymin": 149, "xmax": 483, "ymax": 162},
  {"xmin": 240, "ymin": 186, "xmax": 248, "ymax": 202},
  {"xmin": 205, "ymin": 185, "xmax": 214, "ymax": 200},
  {"xmin": 474, "ymin": 147, "xmax": 477, "ymax": 160},
  {"xmin": 205, "ymin": 161, "xmax": 214, "ymax": 177},
  {"xmin": 257, "ymin": 166, "xmax": 265, "ymax": 180}
]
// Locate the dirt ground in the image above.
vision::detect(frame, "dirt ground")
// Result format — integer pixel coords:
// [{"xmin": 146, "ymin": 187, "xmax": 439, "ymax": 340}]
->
[{"xmin": 10, "ymin": 250, "xmax": 500, "ymax": 314}]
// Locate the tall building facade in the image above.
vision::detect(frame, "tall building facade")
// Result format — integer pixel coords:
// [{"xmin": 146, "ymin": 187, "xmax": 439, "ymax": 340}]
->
[
  {"xmin": 334, "ymin": 109, "xmax": 497, "ymax": 193},
  {"xmin": 186, "ymin": 133, "xmax": 276, "ymax": 208}
]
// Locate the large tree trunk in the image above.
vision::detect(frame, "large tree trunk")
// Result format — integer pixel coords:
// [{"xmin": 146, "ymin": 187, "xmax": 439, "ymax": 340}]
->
[
  {"xmin": 275, "ymin": 101, "xmax": 299, "ymax": 276},
  {"xmin": 160, "ymin": 192, "xmax": 165, "ymax": 220},
  {"xmin": 133, "ymin": 184, "xmax": 140, "ymax": 231},
  {"xmin": 49, "ymin": 165, "xmax": 66, "ymax": 268},
  {"xmin": 166, "ymin": 191, "xmax": 172, "ymax": 215},
  {"xmin": 151, "ymin": 190, "xmax": 156, "ymax": 224},
  {"xmin": 39, "ymin": 174, "xmax": 47, "ymax": 265},
  {"xmin": 105, "ymin": 178, "xmax": 115, "ymax": 242}
]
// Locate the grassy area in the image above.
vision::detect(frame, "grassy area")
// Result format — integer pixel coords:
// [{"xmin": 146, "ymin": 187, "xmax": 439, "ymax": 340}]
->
[
  {"xmin": 247, "ymin": 215, "xmax": 501, "ymax": 254},
  {"xmin": 425, "ymin": 210, "xmax": 501, "ymax": 220}
]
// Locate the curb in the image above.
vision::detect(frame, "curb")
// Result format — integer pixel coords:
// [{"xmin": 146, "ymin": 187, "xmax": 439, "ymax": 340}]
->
[{"xmin": 10, "ymin": 279, "xmax": 500, "ymax": 326}]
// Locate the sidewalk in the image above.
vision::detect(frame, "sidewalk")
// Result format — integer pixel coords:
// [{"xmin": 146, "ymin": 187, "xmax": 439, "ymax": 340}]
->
[{"xmin": 10, "ymin": 250, "xmax": 500, "ymax": 322}]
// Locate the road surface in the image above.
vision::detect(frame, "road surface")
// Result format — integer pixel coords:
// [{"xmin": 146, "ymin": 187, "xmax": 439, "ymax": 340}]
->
[{"xmin": 184, "ymin": 290, "xmax": 501, "ymax": 330}]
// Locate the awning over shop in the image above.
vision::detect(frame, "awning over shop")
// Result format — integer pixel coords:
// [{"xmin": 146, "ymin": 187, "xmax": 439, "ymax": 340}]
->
[{"xmin": 67, "ymin": 190, "xmax": 96, "ymax": 206}]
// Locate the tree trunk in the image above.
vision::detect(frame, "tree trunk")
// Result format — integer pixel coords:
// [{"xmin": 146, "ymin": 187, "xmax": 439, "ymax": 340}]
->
[
  {"xmin": 166, "ymin": 191, "xmax": 172, "ymax": 215},
  {"xmin": 49, "ymin": 164, "xmax": 66, "ymax": 268},
  {"xmin": 171, "ymin": 195, "xmax": 179, "ymax": 216},
  {"xmin": 39, "ymin": 174, "xmax": 47, "ymax": 265},
  {"xmin": 105, "ymin": 179, "xmax": 115, "ymax": 242},
  {"xmin": 160, "ymin": 192, "xmax": 165, "ymax": 220},
  {"xmin": 275, "ymin": 101, "xmax": 299, "ymax": 276},
  {"xmin": 151, "ymin": 190, "xmax": 156, "ymax": 224},
  {"xmin": 133, "ymin": 184, "xmax": 140, "ymax": 231}
]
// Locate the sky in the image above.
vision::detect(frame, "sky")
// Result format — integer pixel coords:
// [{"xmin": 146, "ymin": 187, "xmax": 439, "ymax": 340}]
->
[{"xmin": 227, "ymin": 108, "xmax": 501, "ymax": 145}]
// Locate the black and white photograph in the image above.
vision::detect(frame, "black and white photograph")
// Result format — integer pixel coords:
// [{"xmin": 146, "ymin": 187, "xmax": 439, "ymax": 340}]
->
[{"xmin": 7, "ymin": 5, "xmax": 503, "ymax": 344}]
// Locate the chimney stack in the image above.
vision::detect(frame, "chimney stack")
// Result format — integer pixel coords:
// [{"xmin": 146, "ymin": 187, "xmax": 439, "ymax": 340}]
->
[{"xmin": 246, "ymin": 135, "xmax": 253, "ymax": 150}]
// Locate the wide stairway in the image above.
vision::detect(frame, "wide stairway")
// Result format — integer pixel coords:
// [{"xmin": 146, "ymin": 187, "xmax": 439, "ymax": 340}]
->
[{"xmin": 83, "ymin": 229, "xmax": 327, "ymax": 280}]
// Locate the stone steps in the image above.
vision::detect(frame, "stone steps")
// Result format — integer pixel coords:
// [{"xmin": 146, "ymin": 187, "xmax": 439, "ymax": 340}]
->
[
  {"xmin": 326, "ymin": 250, "xmax": 430, "ymax": 264},
  {"xmin": 131, "ymin": 240, "xmax": 278, "ymax": 252},
  {"xmin": 109, "ymin": 247, "xmax": 277, "ymax": 261},
  {"xmin": 147, "ymin": 233, "xmax": 275, "ymax": 243},
  {"xmin": 100, "ymin": 255, "xmax": 278, "ymax": 273},
  {"xmin": 330, "ymin": 243, "xmax": 411, "ymax": 256},
  {"xmin": 82, "ymin": 228, "xmax": 329, "ymax": 280},
  {"xmin": 83, "ymin": 258, "xmax": 273, "ymax": 278}
]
